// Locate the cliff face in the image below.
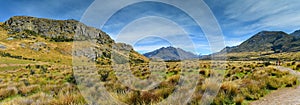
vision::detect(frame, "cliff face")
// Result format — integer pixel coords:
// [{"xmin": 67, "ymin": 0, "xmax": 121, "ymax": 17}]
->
[
  {"xmin": 291, "ymin": 30, "xmax": 300, "ymax": 38},
  {"xmin": 4, "ymin": 16, "xmax": 114, "ymax": 44}
]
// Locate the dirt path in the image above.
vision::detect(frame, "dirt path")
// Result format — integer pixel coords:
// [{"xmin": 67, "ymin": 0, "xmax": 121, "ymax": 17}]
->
[{"xmin": 250, "ymin": 66, "xmax": 300, "ymax": 105}]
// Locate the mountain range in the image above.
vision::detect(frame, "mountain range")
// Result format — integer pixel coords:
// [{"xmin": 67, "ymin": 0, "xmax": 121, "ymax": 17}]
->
[
  {"xmin": 220, "ymin": 30, "xmax": 300, "ymax": 53},
  {"xmin": 143, "ymin": 46, "xmax": 198, "ymax": 61},
  {"xmin": 143, "ymin": 30, "xmax": 300, "ymax": 61}
]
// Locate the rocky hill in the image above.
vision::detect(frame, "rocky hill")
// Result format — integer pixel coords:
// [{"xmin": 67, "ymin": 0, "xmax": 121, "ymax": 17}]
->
[
  {"xmin": 205, "ymin": 30, "xmax": 300, "ymax": 61},
  {"xmin": 4, "ymin": 16, "xmax": 113, "ymax": 43},
  {"xmin": 0, "ymin": 16, "xmax": 148, "ymax": 64},
  {"xmin": 221, "ymin": 31, "xmax": 300, "ymax": 53},
  {"xmin": 291, "ymin": 29, "xmax": 300, "ymax": 37},
  {"xmin": 144, "ymin": 46, "xmax": 198, "ymax": 61}
]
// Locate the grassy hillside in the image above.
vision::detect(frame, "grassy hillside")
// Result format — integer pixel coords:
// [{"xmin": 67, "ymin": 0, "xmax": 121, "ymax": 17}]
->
[
  {"xmin": 222, "ymin": 31, "xmax": 300, "ymax": 53},
  {"xmin": 0, "ymin": 17, "xmax": 148, "ymax": 66},
  {"xmin": 0, "ymin": 26, "xmax": 72, "ymax": 65}
]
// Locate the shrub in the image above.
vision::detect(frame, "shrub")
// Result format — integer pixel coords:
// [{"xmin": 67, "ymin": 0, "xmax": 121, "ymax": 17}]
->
[
  {"xmin": 241, "ymin": 83, "xmax": 265, "ymax": 100},
  {"xmin": 51, "ymin": 92, "xmax": 85, "ymax": 105},
  {"xmin": 65, "ymin": 74, "xmax": 76, "ymax": 84},
  {"xmin": 98, "ymin": 69, "xmax": 110, "ymax": 81},
  {"xmin": 292, "ymin": 62, "xmax": 296, "ymax": 65},
  {"xmin": 125, "ymin": 91, "xmax": 141, "ymax": 104},
  {"xmin": 140, "ymin": 91, "xmax": 159, "ymax": 103},
  {"xmin": 282, "ymin": 76, "xmax": 298, "ymax": 87},
  {"xmin": 189, "ymin": 92, "xmax": 203, "ymax": 104},
  {"xmin": 166, "ymin": 75, "xmax": 180, "ymax": 84},
  {"xmin": 263, "ymin": 61, "xmax": 271, "ymax": 66},
  {"xmin": 266, "ymin": 77, "xmax": 283, "ymax": 90},
  {"xmin": 233, "ymin": 95, "xmax": 244, "ymax": 105},
  {"xmin": 18, "ymin": 85, "xmax": 40, "ymax": 96},
  {"xmin": 220, "ymin": 82, "xmax": 238, "ymax": 96},
  {"xmin": 0, "ymin": 87, "xmax": 18, "ymax": 100},
  {"xmin": 212, "ymin": 82, "xmax": 239, "ymax": 104},
  {"xmin": 42, "ymin": 85, "xmax": 61, "ymax": 94},
  {"xmin": 296, "ymin": 64, "xmax": 300, "ymax": 70},
  {"xmin": 199, "ymin": 69, "xmax": 208, "ymax": 76},
  {"xmin": 154, "ymin": 87, "xmax": 174, "ymax": 99},
  {"xmin": 23, "ymin": 29, "xmax": 38, "ymax": 36}
]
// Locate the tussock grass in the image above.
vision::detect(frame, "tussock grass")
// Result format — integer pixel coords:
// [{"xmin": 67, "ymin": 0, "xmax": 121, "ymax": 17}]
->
[
  {"xmin": 0, "ymin": 50, "xmax": 299, "ymax": 105},
  {"xmin": 0, "ymin": 87, "xmax": 18, "ymax": 100}
]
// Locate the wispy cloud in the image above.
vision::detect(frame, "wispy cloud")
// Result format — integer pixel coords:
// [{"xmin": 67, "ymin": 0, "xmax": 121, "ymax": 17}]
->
[
  {"xmin": 209, "ymin": 0, "xmax": 300, "ymax": 37},
  {"xmin": 115, "ymin": 16, "xmax": 201, "ymax": 53},
  {"xmin": 134, "ymin": 38, "xmax": 171, "ymax": 54},
  {"xmin": 6, "ymin": 1, "xmax": 300, "ymax": 54},
  {"xmin": 224, "ymin": 39, "xmax": 243, "ymax": 47},
  {"xmin": 115, "ymin": 16, "xmax": 187, "ymax": 43},
  {"xmin": 94, "ymin": 1, "xmax": 215, "ymax": 54}
]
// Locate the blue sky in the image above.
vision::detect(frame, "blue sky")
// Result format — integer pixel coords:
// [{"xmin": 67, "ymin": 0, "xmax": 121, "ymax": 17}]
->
[{"xmin": 1, "ymin": 0, "xmax": 300, "ymax": 55}]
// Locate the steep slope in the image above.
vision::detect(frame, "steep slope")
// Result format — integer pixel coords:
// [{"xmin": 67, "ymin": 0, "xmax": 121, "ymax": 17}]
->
[
  {"xmin": 0, "ymin": 16, "xmax": 148, "ymax": 65},
  {"xmin": 4, "ymin": 16, "xmax": 113, "ymax": 43},
  {"xmin": 144, "ymin": 46, "xmax": 198, "ymax": 61},
  {"xmin": 291, "ymin": 29, "xmax": 300, "ymax": 37},
  {"xmin": 222, "ymin": 31, "xmax": 300, "ymax": 53},
  {"xmin": 206, "ymin": 30, "xmax": 300, "ymax": 61}
]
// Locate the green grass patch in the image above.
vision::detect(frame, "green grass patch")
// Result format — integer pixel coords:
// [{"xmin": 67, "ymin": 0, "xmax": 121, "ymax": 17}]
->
[
  {"xmin": 0, "ymin": 66, "xmax": 25, "ymax": 71},
  {"xmin": 0, "ymin": 57, "xmax": 36, "ymax": 64}
]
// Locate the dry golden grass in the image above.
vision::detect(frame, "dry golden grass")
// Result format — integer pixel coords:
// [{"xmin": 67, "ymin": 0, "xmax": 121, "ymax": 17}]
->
[
  {"xmin": 0, "ymin": 59, "xmax": 298, "ymax": 105},
  {"xmin": 267, "ymin": 52, "xmax": 300, "ymax": 61},
  {"xmin": 18, "ymin": 85, "xmax": 40, "ymax": 96},
  {"xmin": 233, "ymin": 95, "xmax": 244, "ymax": 105},
  {"xmin": 0, "ymin": 87, "xmax": 18, "ymax": 100}
]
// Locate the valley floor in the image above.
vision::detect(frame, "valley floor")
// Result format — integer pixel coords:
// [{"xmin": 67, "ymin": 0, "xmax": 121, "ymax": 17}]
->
[{"xmin": 0, "ymin": 59, "xmax": 299, "ymax": 105}]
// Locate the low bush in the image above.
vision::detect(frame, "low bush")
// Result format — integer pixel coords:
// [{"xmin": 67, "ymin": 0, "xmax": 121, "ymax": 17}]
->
[
  {"xmin": 18, "ymin": 85, "xmax": 40, "ymax": 96},
  {"xmin": 0, "ymin": 87, "xmax": 18, "ymax": 100}
]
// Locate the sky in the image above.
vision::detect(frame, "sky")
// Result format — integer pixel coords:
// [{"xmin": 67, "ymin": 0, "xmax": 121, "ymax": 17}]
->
[{"xmin": 1, "ymin": 0, "xmax": 300, "ymax": 55}]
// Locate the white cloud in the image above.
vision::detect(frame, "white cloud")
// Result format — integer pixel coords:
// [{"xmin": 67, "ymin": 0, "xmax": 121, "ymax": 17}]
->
[
  {"xmin": 115, "ymin": 16, "xmax": 200, "ymax": 53},
  {"xmin": 225, "ymin": 40, "xmax": 243, "ymax": 47},
  {"xmin": 225, "ymin": 0, "xmax": 290, "ymax": 22},
  {"xmin": 133, "ymin": 44, "xmax": 169, "ymax": 54},
  {"xmin": 115, "ymin": 16, "xmax": 189, "ymax": 43},
  {"xmin": 80, "ymin": 0, "xmax": 225, "ymax": 54},
  {"xmin": 222, "ymin": 0, "xmax": 300, "ymax": 36}
]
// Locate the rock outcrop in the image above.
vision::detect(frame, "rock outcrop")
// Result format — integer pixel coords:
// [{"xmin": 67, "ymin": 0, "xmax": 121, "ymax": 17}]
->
[
  {"xmin": 4, "ymin": 16, "xmax": 114, "ymax": 44},
  {"xmin": 291, "ymin": 30, "xmax": 300, "ymax": 38}
]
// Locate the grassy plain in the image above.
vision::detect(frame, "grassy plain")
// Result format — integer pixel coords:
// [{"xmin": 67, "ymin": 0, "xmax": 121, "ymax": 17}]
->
[{"xmin": 0, "ymin": 59, "xmax": 298, "ymax": 105}]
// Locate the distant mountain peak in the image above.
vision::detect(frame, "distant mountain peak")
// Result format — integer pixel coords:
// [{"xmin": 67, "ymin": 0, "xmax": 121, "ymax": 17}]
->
[
  {"xmin": 256, "ymin": 31, "xmax": 287, "ymax": 35},
  {"xmin": 144, "ymin": 46, "xmax": 198, "ymax": 61},
  {"xmin": 217, "ymin": 30, "xmax": 300, "ymax": 54},
  {"xmin": 291, "ymin": 29, "xmax": 300, "ymax": 37}
]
